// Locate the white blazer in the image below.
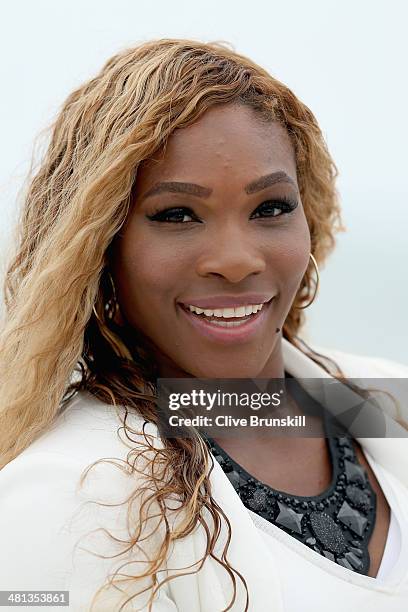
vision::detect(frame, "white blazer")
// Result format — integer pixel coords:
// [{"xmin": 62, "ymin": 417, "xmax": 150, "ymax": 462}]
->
[{"xmin": 0, "ymin": 338, "xmax": 407, "ymax": 611}]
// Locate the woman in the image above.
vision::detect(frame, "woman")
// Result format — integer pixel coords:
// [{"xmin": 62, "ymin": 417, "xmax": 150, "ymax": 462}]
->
[{"xmin": 0, "ymin": 39, "xmax": 407, "ymax": 611}]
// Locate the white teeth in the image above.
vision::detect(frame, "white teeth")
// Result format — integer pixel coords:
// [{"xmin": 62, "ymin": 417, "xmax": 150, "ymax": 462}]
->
[
  {"xmin": 187, "ymin": 302, "xmax": 265, "ymax": 318},
  {"xmin": 234, "ymin": 306, "xmax": 246, "ymax": 317},
  {"xmin": 206, "ymin": 319, "xmax": 249, "ymax": 327},
  {"xmin": 203, "ymin": 308, "xmax": 214, "ymax": 317}
]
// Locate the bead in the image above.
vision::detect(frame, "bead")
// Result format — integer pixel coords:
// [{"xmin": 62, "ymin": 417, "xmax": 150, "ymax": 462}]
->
[
  {"xmin": 345, "ymin": 551, "xmax": 363, "ymax": 570},
  {"xmin": 337, "ymin": 557, "xmax": 354, "ymax": 570},
  {"xmin": 346, "ymin": 485, "xmax": 371, "ymax": 513},
  {"xmin": 275, "ymin": 502, "xmax": 304, "ymax": 534},
  {"xmin": 349, "ymin": 546, "xmax": 363, "ymax": 558},
  {"xmin": 248, "ymin": 489, "xmax": 268, "ymax": 512},
  {"xmin": 337, "ymin": 501, "xmax": 367, "ymax": 536},
  {"xmin": 344, "ymin": 460, "xmax": 366, "ymax": 485},
  {"xmin": 351, "ymin": 539, "xmax": 362, "ymax": 546},
  {"xmin": 323, "ymin": 550, "xmax": 335, "ymax": 562},
  {"xmin": 343, "ymin": 447, "xmax": 354, "ymax": 459},
  {"xmin": 309, "ymin": 512, "xmax": 347, "ymax": 554},
  {"xmin": 227, "ymin": 470, "xmax": 247, "ymax": 488}
]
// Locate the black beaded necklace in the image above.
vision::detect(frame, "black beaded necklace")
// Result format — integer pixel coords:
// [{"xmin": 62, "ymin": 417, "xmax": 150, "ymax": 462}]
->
[{"xmin": 204, "ymin": 375, "xmax": 377, "ymax": 575}]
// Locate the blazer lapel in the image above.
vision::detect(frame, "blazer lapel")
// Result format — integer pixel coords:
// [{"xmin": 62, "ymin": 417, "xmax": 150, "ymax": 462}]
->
[{"xmin": 208, "ymin": 457, "xmax": 286, "ymax": 611}]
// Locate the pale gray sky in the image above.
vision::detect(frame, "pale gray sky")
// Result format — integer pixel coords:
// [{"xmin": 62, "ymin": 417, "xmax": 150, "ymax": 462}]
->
[{"xmin": 1, "ymin": 0, "xmax": 407, "ymax": 362}]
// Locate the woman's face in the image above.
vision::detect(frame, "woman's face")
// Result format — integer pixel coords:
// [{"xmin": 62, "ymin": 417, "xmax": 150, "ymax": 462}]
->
[{"xmin": 111, "ymin": 103, "xmax": 311, "ymax": 378}]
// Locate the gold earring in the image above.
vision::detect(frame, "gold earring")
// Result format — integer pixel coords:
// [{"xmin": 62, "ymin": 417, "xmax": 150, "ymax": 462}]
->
[
  {"xmin": 92, "ymin": 270, "xmax": 119, "ymax": 323},
  {"xmin": 295, "ymin": 252, "xmax": 320, "ymax": 309}
]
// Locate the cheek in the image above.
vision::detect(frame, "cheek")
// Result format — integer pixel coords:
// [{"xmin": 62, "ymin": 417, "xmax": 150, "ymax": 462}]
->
[
  {"xmin": 268, "ymin": 216, "xmax": 311, "ymax": 293},
  {"xmin": 280, "ymin": 241, "xmax": 310, "ymax": 281},
  {"xmin": 114, "ymin": 232, "xmax": 185, "ymax": 319}
]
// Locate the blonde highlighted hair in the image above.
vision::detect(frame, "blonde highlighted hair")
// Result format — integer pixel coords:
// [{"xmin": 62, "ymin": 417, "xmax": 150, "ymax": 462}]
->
[{"xmin": 1, "ymin": 39, "xmax": 347, "ymax": 610}]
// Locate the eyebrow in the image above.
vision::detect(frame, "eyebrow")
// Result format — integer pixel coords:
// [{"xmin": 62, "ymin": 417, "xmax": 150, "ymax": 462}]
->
[
  {"xmin": 245, "ymin": 171, "xmax": 297, "ymax": 194},
  {"xmin": 140, "ymin": 171, "xmax": 297, "ymax": 201}
]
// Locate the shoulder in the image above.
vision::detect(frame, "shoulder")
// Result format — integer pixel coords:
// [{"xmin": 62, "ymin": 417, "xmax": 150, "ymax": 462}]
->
[
  {"xmin": 20, "ymin": 389, "xmax": 163, "ymax": 464},
  {"xmin": 0, "ymin": 391, "xmax": 174, "ymax": 609},
  {"xmin": 307, "ymin": 343, "xmax": 408, "ymax": 378},
  {"xmin": 1, "ymin": 389, "xmax": 165, "ymax": 511}
]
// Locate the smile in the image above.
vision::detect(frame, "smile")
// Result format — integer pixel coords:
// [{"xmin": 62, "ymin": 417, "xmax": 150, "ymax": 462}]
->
[
  {"xmin": 178, "ymin": 297, "xmax": 275, "ymax": 343},
  {"xmin": 186, "ymin": 302, "xmax": 265, "ymax": 323}
]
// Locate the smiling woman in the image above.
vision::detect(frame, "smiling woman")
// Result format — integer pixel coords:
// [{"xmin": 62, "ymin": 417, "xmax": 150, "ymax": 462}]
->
[{"xmin": 0, "ymin": 39, "xmax": 408, "ymax": 612}]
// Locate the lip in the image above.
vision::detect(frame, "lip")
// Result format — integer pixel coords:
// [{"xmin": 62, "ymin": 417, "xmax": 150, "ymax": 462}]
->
[
  {"xmin": 177, "ymin": 293, "xmax": 274, "ymax": 309},
  {"xmin": 177, "ymin": 297, "xmax": 274, "ymax": 344}
]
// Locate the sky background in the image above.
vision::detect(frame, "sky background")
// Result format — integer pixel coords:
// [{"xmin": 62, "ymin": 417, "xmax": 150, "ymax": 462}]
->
[{"xmin": 1, "ymin": 0, "xmax": 407, "ymax": 363}]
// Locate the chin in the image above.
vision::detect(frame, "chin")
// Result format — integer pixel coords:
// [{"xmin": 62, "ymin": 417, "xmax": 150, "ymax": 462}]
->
[{"xmin": 188, "ymin": 362, "xmax": 264, "ymax": 380}]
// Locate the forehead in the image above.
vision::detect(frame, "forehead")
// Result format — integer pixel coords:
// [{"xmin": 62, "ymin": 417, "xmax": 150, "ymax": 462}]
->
[{"xmin": 136, "ymin": 104, "xmax": 297, "ymax": 189}]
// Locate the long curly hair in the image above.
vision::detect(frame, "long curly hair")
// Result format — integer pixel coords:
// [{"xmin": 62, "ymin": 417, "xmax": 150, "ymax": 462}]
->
[{"xmin": 1, "ymin": 39, "xmax": 353, "ymax": 610}]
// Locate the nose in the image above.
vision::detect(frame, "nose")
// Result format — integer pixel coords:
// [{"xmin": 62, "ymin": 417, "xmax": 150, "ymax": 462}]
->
[{"xmin": 195, "ymin": 225, "xmax": 266, "ymax": 283}]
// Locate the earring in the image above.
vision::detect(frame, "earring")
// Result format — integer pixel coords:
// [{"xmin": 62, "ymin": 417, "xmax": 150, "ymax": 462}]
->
[
  {"xmin": 92, "ymin": 270, "xmax": 120, "ymax": 323},
  {"xmin": 295, "ymin": 252, "xmax": 320, "ymax": 310}
]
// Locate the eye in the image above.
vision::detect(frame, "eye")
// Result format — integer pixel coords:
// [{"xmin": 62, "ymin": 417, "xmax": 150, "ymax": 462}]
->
[
  {"xmin": 146, "ymin": 207, "xmax": 199, "ymax": 223},
  {"xmin": 250, "ymin": 197, "xmax": 298, "ymax": 219},
  {"xmin": 146, "ymin": 197, "xmax": 298, "ymax": 224}
]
